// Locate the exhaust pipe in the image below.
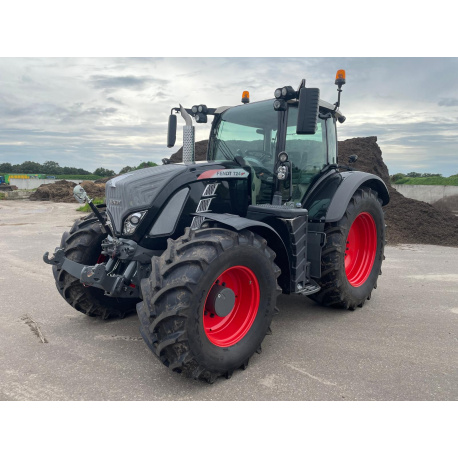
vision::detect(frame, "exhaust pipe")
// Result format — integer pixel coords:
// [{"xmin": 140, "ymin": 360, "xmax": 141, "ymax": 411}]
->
[{"xmin": 179, "ymin": 104, "xmax": 195, "ymax": 164}]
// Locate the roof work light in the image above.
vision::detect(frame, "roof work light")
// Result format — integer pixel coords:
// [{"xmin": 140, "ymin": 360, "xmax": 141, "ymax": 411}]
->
[{"xmin": 241, "ymin": 91, "xmax": 250, "ymax": 104}]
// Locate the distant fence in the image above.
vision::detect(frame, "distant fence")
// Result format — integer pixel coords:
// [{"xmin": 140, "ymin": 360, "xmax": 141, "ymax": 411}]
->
[
  {"xmin": 393, "ymin": 184, "xmax": 458, "ymax": 204},
  {"xmin": 9, "ymin": 178, "xmax": 88, "ymax": 190}
]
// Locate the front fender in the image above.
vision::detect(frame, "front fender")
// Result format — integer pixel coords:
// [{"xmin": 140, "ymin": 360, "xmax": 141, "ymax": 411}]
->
[{"xmin": 197, "ymin": 212, "xmax": 291, "ymax": 293}]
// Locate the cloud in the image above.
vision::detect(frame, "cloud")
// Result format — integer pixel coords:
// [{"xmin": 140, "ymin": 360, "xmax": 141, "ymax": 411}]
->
[
  {"xmin": 106, "ymin": 96, "xmax": 124, "ymax": 105},
  {"xmin": 90, "ymin": 74, "xmax": 167, "ymax": 91},
  {"xmin": 1, "ymin": 57, "xmax": 457, "ymax": 176},
  {"xmin": 438, "ymin": 98, "xmax": 458, "ymax": 107}
]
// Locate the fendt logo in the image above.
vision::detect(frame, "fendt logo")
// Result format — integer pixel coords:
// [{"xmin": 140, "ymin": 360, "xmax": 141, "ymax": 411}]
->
[
  {"xmin": 110, "ymin": 199, "xmax": 122, "ymax": 206},
  {"xmin": 198, "ymin": 168, "xmax": 250, "ymax": 180},
  {"xmin": 215, "ymin": 170, "xmax": 246, "ymax": 177}
]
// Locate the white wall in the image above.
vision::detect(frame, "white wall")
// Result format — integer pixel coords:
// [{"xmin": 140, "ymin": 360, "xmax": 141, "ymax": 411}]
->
[
  {"xmin": 9, "ymin": 178, "xmax": 87, "ymax": 190},
  {"xmin": 393, "ymin": 185, "xmax": 458, "ymax": 204}
]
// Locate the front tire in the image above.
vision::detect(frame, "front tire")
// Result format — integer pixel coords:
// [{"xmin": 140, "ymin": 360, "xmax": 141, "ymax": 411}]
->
[
  {"xmin": 137, "ymin": 227, "xmax": 281, "ymax": 382},
  {"xmin": 311, "ymin": 187, "xmax": 386, "ymax": 310},
  {"xmin": 53, "ymin": 213, "xmax": 137, "ymax": 319}
]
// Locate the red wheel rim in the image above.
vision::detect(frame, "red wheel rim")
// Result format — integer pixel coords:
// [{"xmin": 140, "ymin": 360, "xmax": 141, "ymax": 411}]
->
[
  {"xmin": 345, "ymin": 212, "xmax": 377, "ymax": 287},
  {"xmin": 203, "ymin": 266, "xmax": 260, "ymax": 347}
]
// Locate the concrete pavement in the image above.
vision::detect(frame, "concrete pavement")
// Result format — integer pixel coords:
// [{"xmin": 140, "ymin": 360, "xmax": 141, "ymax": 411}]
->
[{"xmin": 0, "ymin": 200, "xmax": 456, "ymax": 400}]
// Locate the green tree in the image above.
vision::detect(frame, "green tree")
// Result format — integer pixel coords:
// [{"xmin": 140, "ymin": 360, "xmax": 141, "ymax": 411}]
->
[
  {"xmin": 137, "ymin": 161, "xmax": 158, "ymax": 169},
  {"xmin": 75, "ymin": 167, "xmax": 91, "ymax": 175},
  {"xmin": 421, "ymin": 173, "xmax": 442, "ymax": 177},
  {"xmin": 17, "ymin": 161, "xmax": 43, "ymax": 173},
  {"xmin": 0, "ymin": 162, "xmax": 13, "ymax": 172},
  {"xmin": 42, "ymin": 161, "xmax": 61, "ymax": 175},
  {"xmin": 119, "ymin": 166, "xmax": 135, "ymax": 174},
  {"xmin": 391, "ymin": 173, "xmax": 406, "ymax": 183},
  {"xmin": 406, "ymin": 172, "xmax": 422, "ymax": 178},
  {"xmin": 94, "ymin": 167, "xmax": 115, "ymax": 177}
]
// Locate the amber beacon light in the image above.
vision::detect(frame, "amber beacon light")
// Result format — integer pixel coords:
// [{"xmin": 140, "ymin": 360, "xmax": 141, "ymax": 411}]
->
[
  {"xmin": 335, "ymin": 69, "xmax": 346, "ymax": 86},
  {"xmin": 241, "ymin": 91, "xmax": 250, "ymax": 104}
]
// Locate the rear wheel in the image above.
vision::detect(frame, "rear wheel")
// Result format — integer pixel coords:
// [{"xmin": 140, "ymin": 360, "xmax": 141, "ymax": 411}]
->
[
  {"xmin": 137, "ymin": 227, "xmax": 281, "ymax": 382},
  {"xmin": 311, "ymin": 187, "xmax": 385, "ymax": 310},
  {"xmin": 53, "ymin": 212, "xmax": 137, "ymax": 319}
]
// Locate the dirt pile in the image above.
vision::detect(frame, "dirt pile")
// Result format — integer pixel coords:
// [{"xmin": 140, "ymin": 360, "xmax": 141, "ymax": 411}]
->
[
  {"xmin": 29, "ymin": 180, "xmax": 105, "ymax": 203},
  {"xmin": 79, "ymin": 180, "xmax": 105, "ymax": 200},
  {"xmin": 433, "ymin": 195, "xmax": 458, "ymax": 215},
  {"xmin": 339, "ymin": 137, "xmax": 458, "ymax": 246},
  {"xmin": 170, "ymin": 140, "xmax": 208, "ymax": 163},
  {"xmin": 94, "ymin": 176, "xmax": 118, "ymax": 184},
  {"xmin": 170, "ymin": 136, "xmax": 458, "ymax": 247}
]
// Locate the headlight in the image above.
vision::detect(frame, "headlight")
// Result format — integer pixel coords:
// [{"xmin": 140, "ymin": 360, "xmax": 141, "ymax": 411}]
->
[{"xmin": 123, "ymin": 211, "xmax": 147, "ymax": 235}]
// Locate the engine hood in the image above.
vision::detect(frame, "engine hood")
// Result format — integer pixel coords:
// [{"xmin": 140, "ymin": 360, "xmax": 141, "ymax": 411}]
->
[{"xmin": 105, "ymin": 164, "xmax": 187, "ymax": 233}]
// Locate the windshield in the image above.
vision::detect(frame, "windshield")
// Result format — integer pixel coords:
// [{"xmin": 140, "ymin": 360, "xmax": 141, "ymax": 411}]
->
[{"xmin": 209, "ymin": 100, "xmax": 279, "ymax": 204}]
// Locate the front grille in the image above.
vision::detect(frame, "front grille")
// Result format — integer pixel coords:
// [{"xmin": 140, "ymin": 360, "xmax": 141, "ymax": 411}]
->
[{"xmin": 105, "ymin": 164, "xmax": 186, "ymax": 233}]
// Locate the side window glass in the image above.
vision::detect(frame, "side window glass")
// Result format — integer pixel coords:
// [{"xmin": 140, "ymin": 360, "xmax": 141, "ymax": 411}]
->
[{"xmin": 285, "ymin": 106, "xmax": 327, "ymax": 202}]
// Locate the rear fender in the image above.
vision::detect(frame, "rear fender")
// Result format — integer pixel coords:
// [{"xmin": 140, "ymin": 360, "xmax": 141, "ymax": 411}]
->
[{"xmin": 305, "ymin": 171, "xmax": 389, "ymax": 223}]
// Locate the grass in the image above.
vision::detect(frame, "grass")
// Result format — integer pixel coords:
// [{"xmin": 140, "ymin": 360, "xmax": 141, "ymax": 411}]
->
[
  {"xmin": 77, "ymin": 198, "xmax": 105, "ymax": 212},
  {"xmin": 392, "ymin": 176, "xmax": 458, "ymax": 186}
]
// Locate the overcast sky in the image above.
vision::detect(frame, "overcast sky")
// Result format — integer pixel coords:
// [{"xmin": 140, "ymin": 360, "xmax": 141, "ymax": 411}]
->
[{"xmin": 0, "ymin": 57, "xmax": 457, "ymax": 176}]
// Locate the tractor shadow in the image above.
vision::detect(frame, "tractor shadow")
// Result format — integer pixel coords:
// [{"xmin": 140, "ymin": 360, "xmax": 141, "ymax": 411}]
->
[{"xmin": 72, "ymin": 294, "xmax": 371, "ymax": 394}]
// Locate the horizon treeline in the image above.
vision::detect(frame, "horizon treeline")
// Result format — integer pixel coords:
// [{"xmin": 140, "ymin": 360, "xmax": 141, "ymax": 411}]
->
[{"xmin": 0, "ymin": 160, "xmax": 158, "ymax": 177}]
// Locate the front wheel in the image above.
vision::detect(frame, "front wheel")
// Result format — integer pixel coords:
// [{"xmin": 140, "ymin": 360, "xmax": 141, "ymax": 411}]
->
[
  {"xmin": 137, "ymin": 227, "xmax": 281, "ymax": 382},
  {"xmin": 53, "ymin": 213, "xmax": 137, "ymax": 319},
  {"xmin": 311, "ymin": 187, "xmax": 386, "ymax": 310}
]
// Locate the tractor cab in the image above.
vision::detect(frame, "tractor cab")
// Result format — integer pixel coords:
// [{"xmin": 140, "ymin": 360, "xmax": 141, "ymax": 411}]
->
[
  {"xmin": 207, "ymin": 98, "xmax": 341, "ymax": 207},
  {"xmin": 167, "ymin": 75, "xmax": 346, "ymax": 213}
]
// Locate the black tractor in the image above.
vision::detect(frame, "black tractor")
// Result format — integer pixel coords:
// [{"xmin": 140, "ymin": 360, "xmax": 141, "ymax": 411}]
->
[{"xmin": 44, "ymin": 70, "xmax": 389, "ymax": 382}]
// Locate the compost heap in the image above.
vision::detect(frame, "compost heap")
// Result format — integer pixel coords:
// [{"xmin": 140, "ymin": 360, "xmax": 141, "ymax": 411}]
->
[
  {"xmin": 29, "ymin": 180, "xmax": 105, "ymax": 203},
  {"xmin": 171, "ymin": 137, "xmax": 458, "ymax": 247}
]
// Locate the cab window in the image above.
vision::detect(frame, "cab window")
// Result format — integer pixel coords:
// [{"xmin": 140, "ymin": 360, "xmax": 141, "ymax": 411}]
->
[{"xmin": 285, "ymin": 105, "xmax": 327, "ymax": 203}]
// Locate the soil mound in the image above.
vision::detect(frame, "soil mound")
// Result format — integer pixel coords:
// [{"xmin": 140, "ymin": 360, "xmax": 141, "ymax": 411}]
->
[
  {"xmin": 169, "ymin": 136, "xmax": 458, "ymax": 247},
  {"xmin": 339, "ymin": 137, "xmax": 458, "ymax": 246},
  {"xmin": 94, "ymin": 176, "xmax": 117, "ymax": 184},
  {"xmin": 79, "ymin": 180, "xmax": 105, "ymax": 200},
  {"xmin": 170, "ymin": 140, "xmax": 208, "ymax": 163},
  {"xmin": 29, "ymin": 180, "xmax": 105, "ymax": 203},
  {"xmin": 29, "ymin": 180, "xmax": 76, "ymax": 202},
  {"xmin": 433, "ymin": 195, "xmax": 458, "ymax": 214}
]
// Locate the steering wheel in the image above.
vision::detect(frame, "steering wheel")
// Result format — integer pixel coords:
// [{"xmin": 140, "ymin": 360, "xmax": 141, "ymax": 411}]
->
[
  {"xmin": 244, "ymin": 157, "xmax": 275, "ymax": 183},
  {"xmin": 244, "ymin": 156, "xmax": 264, "ymax": 168}
]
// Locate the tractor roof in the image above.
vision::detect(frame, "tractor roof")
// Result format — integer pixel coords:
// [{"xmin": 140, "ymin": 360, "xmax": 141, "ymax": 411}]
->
[{"xmin": 214, "ymin": 98, "xmax": 344, "ymax": 119}]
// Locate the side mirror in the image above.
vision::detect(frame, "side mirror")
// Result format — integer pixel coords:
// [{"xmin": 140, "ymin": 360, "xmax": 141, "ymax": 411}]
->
[
  {"xmin": 167, "ymin": 114, "xmax": 177, "ymax": 148},
  {"xmin": 296, "ymin": 88, "xmax": 320, "ymax": 135},
  {"xmin": 73, "ymin": 185, "xmax": 88, "ymax": 204}
]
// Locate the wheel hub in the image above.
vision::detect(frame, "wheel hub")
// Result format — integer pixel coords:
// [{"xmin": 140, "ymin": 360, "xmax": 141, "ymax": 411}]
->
[
  {"xmin": 206, "ymin": 285, "xmax": 236, "ymax": 317},
  {"xmin": 203, "ymin": 265, "xmax": 260, "ymax": 347}
]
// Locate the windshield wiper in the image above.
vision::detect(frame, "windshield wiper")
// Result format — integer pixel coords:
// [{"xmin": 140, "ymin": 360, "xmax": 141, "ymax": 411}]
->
[{"xmin": 216, "ymin": 139, "xmax": 245, "ymax": 168}]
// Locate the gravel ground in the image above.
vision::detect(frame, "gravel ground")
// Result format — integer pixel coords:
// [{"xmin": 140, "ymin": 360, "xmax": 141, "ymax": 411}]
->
[{"xmin": 0, "ymin": 200, "xmax": 456, "ymax": 401}]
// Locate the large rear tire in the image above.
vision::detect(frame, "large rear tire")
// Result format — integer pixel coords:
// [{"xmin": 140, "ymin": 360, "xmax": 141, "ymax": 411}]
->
[
  {"xmin": 137, "ymin": 227, "xmax": 281, "ymax": 383},
  {"xmin": 53, "ymin": 213, "xmax": 137, "ymax": 319},
  {"xmin": 311, "ymin": 187, "xmax": 385, "ymax": 310}
]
